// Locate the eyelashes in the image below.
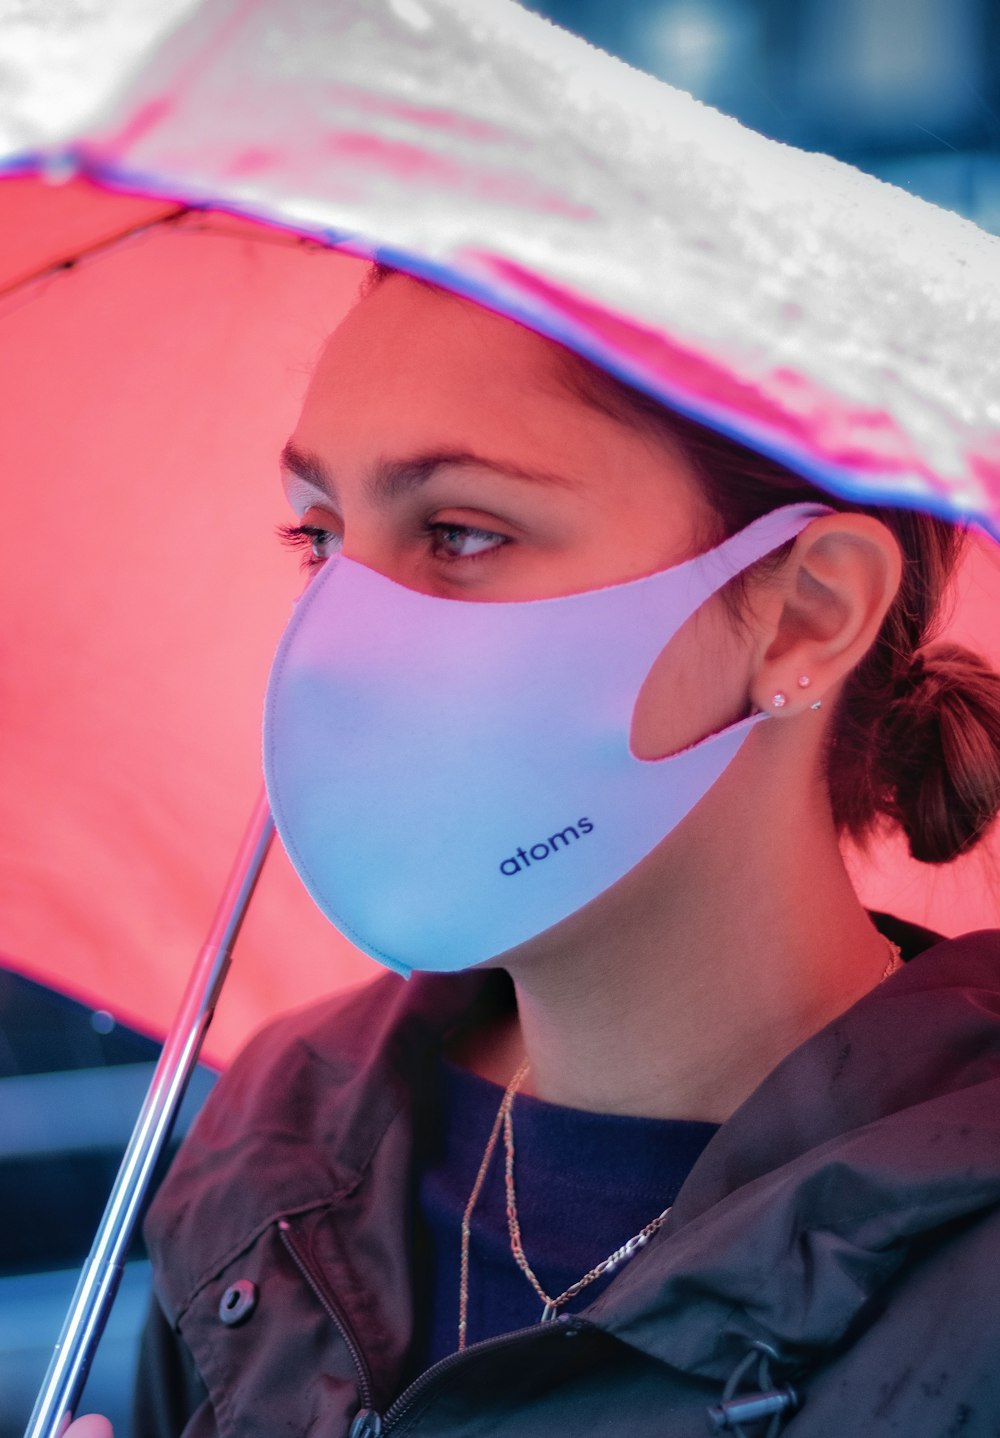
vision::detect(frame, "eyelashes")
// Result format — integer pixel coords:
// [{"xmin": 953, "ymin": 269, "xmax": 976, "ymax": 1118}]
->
[
  {"xmin": 277, "ymin": 522, "xmax": 339, "ymax": 570},
  {"xmin": 277, "ymin": 521, "xmax": 509, "ymax": 571}
]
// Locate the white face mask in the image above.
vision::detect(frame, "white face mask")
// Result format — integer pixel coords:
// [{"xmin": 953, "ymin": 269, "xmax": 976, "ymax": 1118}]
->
[{"xmin": 263, "ymin": 503, "xmax": 827, "ymax": 977}]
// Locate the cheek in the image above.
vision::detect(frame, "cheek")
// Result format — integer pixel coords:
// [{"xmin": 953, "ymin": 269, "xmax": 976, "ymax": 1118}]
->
[{"xmin": 630, "ymin": 595, "xmax": 755, "ymax": 760}]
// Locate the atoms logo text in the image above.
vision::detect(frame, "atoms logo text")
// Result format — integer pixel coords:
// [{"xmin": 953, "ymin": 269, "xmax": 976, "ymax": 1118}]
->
[{"xmin": 499, "ymin": 819, "xmax": 594, "ymax": 876}]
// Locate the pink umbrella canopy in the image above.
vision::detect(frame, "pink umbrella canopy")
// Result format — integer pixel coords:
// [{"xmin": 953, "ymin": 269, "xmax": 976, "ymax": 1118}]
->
[{"xmin": 2, "ymin": 0, "xmax": 999, "ymax": 1065}]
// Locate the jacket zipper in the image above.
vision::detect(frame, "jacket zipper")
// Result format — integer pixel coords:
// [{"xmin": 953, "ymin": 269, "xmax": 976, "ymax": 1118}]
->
[
  {"xmin": 278, "ymin": 1217, "xmax": 375, "ymax": 1410},
  {"xmin": 380, "ymin": 1319, "xmax": 586, "ymax": 1433},
  {"xmin": 280, "ymin": 1215, "xmax": 593, "ymax": 1434}
]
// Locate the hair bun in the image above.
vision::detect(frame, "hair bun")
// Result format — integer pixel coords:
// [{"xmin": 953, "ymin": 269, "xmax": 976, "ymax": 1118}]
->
[
  {"xmin": 882, "ymin": 643, "xmax": 1000, "ymax": 864},
  {"xmin": 895, "ymin": 651, "xmax": 927, "ymax": 692}
]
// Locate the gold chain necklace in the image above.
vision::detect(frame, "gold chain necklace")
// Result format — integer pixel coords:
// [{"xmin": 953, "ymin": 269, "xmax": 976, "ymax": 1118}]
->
[
  {"xmin": 457, "ymin": 936, "xmax": 904, "ymax": 1351},
  {"xmin": 502, "ymin": 1063, "xmax": 674, "ymax": 1323},
  {"xmin": 881, "ymin": 938, "xmax": 903, "ymax": 980},
  {"xmin": 458, "ymin": 1059, "xmax": 671, "ymax": 1348}
]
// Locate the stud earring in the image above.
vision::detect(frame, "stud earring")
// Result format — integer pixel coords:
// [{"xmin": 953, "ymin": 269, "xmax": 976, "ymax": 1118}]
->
[
  {"xmin": 771, "ymin": 692, "xmax": 788, "ymax": 709},
  {"xmin": 810, "ymin": 699, "xmax": 822, "ymax": 711},
  {"xmin": 797, "ymin": 675, "xmax": 811, "ymax": 689}
]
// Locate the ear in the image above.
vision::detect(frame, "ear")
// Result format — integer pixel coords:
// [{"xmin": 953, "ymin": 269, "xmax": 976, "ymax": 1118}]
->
[{"xmin": 750, "ymin": 513, "xmax": 903, "ymax": 717}]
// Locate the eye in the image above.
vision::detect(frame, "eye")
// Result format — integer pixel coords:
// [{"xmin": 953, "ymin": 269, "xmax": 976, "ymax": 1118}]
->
[
  {"xmin": 427, "ymin": 523, "xmax": 508, "ymax": 561},
  {"xmin": 277, "ymin": 522, "xmax": 342, "ymax": 570}
]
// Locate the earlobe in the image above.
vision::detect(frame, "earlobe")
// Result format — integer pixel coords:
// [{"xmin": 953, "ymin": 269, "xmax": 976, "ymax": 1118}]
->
[{"xmin": 752, "ymin": 514, "xmax": 903, "ymax": 716}]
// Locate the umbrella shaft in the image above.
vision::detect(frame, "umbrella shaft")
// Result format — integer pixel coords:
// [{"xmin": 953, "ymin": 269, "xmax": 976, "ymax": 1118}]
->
[{"xmin": 25, "ymin": 791, "xmax": 275, "ymax": 1438}]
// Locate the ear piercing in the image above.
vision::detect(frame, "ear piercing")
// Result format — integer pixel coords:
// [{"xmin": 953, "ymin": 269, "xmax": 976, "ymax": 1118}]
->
[
  {"xmin": 799, "ymin": 674, "xmax": 822, "ymax": 709},
  {"xmin": 770, "ymin": 679, "xmax": 821, "ymax": 713}
]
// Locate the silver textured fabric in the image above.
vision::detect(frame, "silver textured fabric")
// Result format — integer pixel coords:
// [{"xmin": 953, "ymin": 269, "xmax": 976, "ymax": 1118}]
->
[{"xmin": 3, "ymin": 0, "xmax": 999, "ymax": 530}]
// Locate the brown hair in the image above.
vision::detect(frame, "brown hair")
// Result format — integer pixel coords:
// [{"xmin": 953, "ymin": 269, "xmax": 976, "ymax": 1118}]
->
[{"xmin": 364, "ymin": 262, "xmax": 1000, "ymax": 863}]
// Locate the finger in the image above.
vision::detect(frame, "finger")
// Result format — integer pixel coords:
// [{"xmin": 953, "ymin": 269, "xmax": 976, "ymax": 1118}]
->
[{"xmin": 63, "ymin": 1416, "xmax": 114, "ymax": 1438}]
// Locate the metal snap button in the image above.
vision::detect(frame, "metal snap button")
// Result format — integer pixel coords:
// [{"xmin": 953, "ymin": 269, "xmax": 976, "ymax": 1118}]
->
[{"xmin": 218, "ymin": 1278, "xmax": 257, "ymax": 1326}]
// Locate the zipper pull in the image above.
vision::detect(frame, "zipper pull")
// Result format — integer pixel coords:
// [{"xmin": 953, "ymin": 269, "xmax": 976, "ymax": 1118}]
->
[
  {"xmin": 348, "ymin": 1407, "xmax": 383, "ymax": 1438},
  {"xmin": 707, "ymin": 1386, "xmax": 799, "ymax": 1431}
]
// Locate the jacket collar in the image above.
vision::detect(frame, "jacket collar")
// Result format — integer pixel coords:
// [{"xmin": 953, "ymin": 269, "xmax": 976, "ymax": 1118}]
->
[
  {"xmin": 150, "ymin": 934, "xmax": 1000, "ymax": 1381},
  {"xmin": 588, "ymin": 932, "xmax": 1000, "ymax": 1377}
]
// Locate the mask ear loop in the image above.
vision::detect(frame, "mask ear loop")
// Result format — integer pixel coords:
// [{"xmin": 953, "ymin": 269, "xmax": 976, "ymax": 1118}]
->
[
  {"xmin": 629, "ymin": 504, "xmax": 832, "ymax": 759},
  {"xmin": 691, "ymin": 503, "xmax": 833, "ymax": 594},
  {"xmin": 629, "ymin": 612, "xmax": 771, "ymax": 762}
]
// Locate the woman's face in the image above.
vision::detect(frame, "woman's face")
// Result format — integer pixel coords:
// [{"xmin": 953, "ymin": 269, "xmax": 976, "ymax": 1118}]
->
[{"xmin": 282, "ymin": 275, "xmax": 757, "ymax": 754}]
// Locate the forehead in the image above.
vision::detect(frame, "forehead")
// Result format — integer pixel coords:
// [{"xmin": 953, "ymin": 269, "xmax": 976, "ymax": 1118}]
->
[
  {"xmin": 295, "ymin": 276, "xmax": 582, "ymax": 454},
  {"xmin": 318, "ymin": 274, "xmax": 558, "ymax": 383}
]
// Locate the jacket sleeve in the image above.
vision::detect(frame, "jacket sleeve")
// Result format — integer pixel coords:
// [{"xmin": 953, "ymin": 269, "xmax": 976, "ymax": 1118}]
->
[{"xmin": 132, "ymin": 1287, "xmax": 213, "ymax": 1438}]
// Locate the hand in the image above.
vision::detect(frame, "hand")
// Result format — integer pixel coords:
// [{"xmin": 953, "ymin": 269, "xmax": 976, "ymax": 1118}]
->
[{"xmin": 62, "ymin": 1417, "xmax": 114, "ymax": 1438}]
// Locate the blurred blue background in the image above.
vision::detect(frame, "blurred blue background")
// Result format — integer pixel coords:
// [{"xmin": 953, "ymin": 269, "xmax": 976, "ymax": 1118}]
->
[
  {"xmin": 4, "ymin": 1, "xmax": 998, "ymax": 1434},
  {"xmin": 528, "ymin": 0, "xmax": 1000, "ymax": 232},
  {"xmin": 0, "ymin": 972, "xmax": 213, "ymax": 1436}
]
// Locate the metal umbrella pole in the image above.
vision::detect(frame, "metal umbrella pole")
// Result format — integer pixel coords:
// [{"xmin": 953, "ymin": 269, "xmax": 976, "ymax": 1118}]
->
[{"xmin": 25, "ymin": 788, "xmax": 276, "ymax": 1438}]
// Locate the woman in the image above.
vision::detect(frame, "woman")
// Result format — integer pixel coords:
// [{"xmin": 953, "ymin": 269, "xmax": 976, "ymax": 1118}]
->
[{"xmin": 72, "ymin": 264, "xmax": 1000, "ymax": 1438}]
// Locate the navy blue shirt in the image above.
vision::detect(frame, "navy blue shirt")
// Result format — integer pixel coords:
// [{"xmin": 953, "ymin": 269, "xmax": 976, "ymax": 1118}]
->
[{"xmin": 414, "ymin": 1058, "xmax": 719, "ymax": 1369}]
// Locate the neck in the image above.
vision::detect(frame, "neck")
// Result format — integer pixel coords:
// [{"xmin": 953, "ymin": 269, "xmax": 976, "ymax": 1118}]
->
[{"xmin": 466, "ymin": 732, "xmax": 893, "ymax": 1122}]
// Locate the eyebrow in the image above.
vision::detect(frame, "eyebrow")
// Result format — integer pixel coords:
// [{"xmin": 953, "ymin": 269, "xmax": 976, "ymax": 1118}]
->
[{"xmin": 279, "ymin": 440, "xmax": 580, "ymax": 507}]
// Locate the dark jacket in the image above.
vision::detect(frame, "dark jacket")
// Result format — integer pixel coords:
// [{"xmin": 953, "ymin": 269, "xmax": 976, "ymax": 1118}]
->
[{"xmin": 138, "ymin": 930, "xmax": 1000, "ymax": 1438}]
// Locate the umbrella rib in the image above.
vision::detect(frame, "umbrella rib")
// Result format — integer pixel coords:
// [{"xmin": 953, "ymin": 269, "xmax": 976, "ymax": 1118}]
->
[
  {"xmin": 1, "ymin": 201, "xmax": 334, "ymax": 306},
  {"xmin": 0, "ymin": 203, "xmax": 191, "ymax": 302}
]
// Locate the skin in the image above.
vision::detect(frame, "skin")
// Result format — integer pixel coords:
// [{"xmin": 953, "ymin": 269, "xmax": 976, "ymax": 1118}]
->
[{"xmin": 65, "ymin": 272, "xmax": 905, "ymax": 1438}]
